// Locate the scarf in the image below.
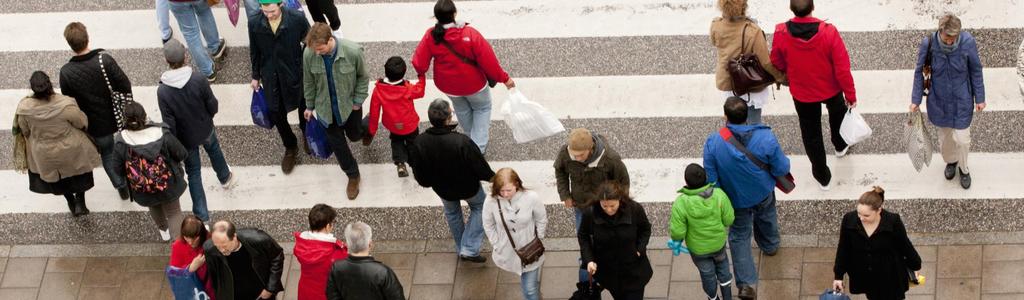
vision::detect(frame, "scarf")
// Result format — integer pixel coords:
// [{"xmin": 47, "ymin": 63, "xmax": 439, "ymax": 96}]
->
[{"xmin": 936, "ymin": 32, "xmax": 960, "ymax": 54}]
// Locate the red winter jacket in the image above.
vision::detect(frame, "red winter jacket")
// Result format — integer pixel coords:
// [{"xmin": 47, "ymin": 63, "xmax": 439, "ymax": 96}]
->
[
  {"xmin": 368, "ymin": 77, "xmax": 427, "ymax": 137},
  {"xmin": 293, "ymin": 232, "xmax": 348, "ymax": 300},
  {"xmin": 169, "ymin": 238, "xmax": 216, "ymax": 300},
  {"xmin": 412, "ymin": 23, "xmax": 510, "ymax": 96},
  {"xmin": 770, "ymin": 17, "xmax": 857, "ymax": 103}
]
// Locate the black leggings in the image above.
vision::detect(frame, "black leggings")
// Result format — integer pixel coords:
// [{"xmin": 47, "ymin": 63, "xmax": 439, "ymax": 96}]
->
[
  {"xmin": 305, "ymin": 0, "xmax": 341, "ymax": 30},
  {"xmin": 793, "ymin": 92, "xmax": 849, "ymax": 186}
]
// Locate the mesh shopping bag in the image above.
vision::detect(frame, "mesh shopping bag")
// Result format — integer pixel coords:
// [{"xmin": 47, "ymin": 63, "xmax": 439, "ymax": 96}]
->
[{"xmin": 905, "ymin": 111, "xmax": 933, "ymax": 172}]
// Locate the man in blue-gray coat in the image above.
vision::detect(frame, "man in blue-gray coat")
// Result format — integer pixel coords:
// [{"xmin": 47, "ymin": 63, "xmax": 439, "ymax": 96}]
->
[{"xmin": 911, "ymin": 14, "xmax": 985, "ymax": 189}]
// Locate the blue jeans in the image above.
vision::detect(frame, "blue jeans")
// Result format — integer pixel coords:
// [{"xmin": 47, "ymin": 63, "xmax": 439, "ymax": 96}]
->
[
  {"xmin": 441, "ymin": 187, "xmax": 486, "ymax": 257},
  {"xmin": 574, "ymin": 208, "xmax": 589, "ymax": 283},
  {"xmin": 184, "ymin": 130, "xmax": 232, "ymax": 222},
  {"xmin": 156, "ymin": 0, "xmax": 171, "ymax": 40},
  {"xmin": 691, "ymin": 247, "xmax": 733, "ymax": 299},
  {"xmin": 93, "ymin": 134, "xmax": 126, "ymax": 190},
  {"xmin": 448, "ymin": 88, "xmax": 492, "ymax": 153},
  {"xmin": 521, "ymin": 267, "xmax": 541, "ymax": 300},
  {"xmin": 747, "ymin": 106, "xmax": 763, "ymax": 125},
  {"xmin": 242, "ymin": 0, "xmax": 260, "ymax": 21},
  {"xmin": 729, "ymin": 193, "xmax": 780, "ymax": 287},
  {"xmin": 169, "ymin": 0, "xmax": 221, "ymax": 76}
]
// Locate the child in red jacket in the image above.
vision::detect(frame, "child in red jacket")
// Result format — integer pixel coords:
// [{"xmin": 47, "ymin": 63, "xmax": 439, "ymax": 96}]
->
[
  {"xmin": 367, "ymin": 56, "xmax": 427, "ymax": 177},
  {"xmin": 294, "ymin": 204, "xmax": 348, "ymax": 300}
]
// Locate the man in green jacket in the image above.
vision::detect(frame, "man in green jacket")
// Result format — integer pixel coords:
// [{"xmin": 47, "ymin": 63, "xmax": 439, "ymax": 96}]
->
[
  {"xmin": 670, "ymin": 163, "xmax": 735, "ymax": 300},
  {"xmin": 302, "ymin": 22, "xmax": 368, "ymax": 200}
]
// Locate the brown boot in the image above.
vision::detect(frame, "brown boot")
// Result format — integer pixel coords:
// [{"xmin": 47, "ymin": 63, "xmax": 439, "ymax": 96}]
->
[
  {"xmin": 281, "ymin": 148, "xmax": 298, "ymax": 174},
  {"xmin": 346, "ymin": 176, "xmax": 360, "ymax": 200},
  {"xmin": 301, "ymin": 136, "xmax": 311, "ymax": 155},
  {"xmin": 397, "ymin": 163, "xmax": 409, "ymax": 177}
]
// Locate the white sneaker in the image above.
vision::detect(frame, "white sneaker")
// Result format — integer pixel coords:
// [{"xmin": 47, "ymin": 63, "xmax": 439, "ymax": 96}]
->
[
  {"xmin": 159, "ymin": 229, "xmax": 171, "ymax": 241},
  {"xmin": 221, "ymin": 172, "xmax": 238, "ymax": 190},
  {"xmin": 836, "ymin": 146, "xmax": 850, "ymax": 158},
  {"xmin": 820, "ymin": 182, "xmax": 832, "ymax": 191},
  {"xmin": 333, "ymin": 29, "xmax": 344, "ymax": 38}
]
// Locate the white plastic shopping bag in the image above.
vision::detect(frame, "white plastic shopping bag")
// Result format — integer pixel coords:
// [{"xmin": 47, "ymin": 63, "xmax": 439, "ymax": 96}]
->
[
  {"xmin": 501, "ymin": 89, "xmax": 565, "ymax": 144},
  {"xmin": 839, "ymin": 108, "xmax": 872, "ymax": 145}
]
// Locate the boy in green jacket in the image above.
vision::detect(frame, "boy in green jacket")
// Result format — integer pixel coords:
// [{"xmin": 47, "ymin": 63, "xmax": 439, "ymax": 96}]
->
[{"xmin": 670, "ymin": 163, "xmax": 735, "ymax": 300}]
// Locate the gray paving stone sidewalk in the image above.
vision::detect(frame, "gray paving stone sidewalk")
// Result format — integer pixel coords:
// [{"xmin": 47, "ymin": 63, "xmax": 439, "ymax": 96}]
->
[{"xmin": 0, "ymin": 238, "xmax": 1021, "ymax": 300}]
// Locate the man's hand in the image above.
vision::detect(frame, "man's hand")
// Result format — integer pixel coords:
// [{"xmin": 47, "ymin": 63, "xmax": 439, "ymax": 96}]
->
[
  {"xmin": 304, "ymin": 109, "xmax": 315, "ymax": 121},
  {"xmin": 259, "ymin": 290, "xmax": 273, "ymax": 299},
  {"xmin": 910, "ymin": 103, "xmax": 920, "ymax": 112},
  {"xmin": 352, "ymin": 104, "xmax": 361, "ymax": 111},
  {"xmin": 847, "ymin": 101, "xmax": 857, "ymax": 109},
  {"xmin": 976, "ymin": 102, "xmax": 986, "ymax": 112},
  {"xmin": 832, "ymin": 280, "xmax": 844, "ymax": 292},
  {"xmin": 586, "ymin": 262, "xmax": 597, "ymax": 275},
  {"xmin": 563, "ymin": 198, "xmax": 574, "ymax": 208},
  {"xmin": 504, "ymin": 78, "xmax": 516, "ymax": 89},
  {"xmin": 250, "ymin": 79, "xmax": 260, "ymax": 91}
]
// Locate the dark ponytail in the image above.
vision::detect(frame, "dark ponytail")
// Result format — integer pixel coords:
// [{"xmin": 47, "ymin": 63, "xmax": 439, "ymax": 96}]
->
[
  {"xmin": 431, "ymin": 0, "xmax": 457, "ymax": 44},
  {"xmin": 123, "ymin": 101, "xmax": 148, "ymax": 131},
  {"xmin": 29, "ymin": 71, "xmax": 55, "ymax": 100}
]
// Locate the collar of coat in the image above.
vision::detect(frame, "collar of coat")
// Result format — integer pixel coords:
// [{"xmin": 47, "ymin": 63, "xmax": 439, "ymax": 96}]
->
[
  {"xmin": 592, "ymin": 201, "xmax": 634, "ymax": 225},
  {"xmin": 253, "ymin": 11, "xmax": 295, "ymax": 33},
  {"xmin": 844, "ymin": 210, "xmax": 897, "ymax": 237},
  {"xmin": 69, "ymin": 49, "xmax": 103, "ymax": 62}
]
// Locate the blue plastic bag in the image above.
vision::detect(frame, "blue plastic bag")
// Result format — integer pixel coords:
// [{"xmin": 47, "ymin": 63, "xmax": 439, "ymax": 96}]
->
[
  {"xmin": 166, "ymin": 266, "xmax": 211, "ymax": 300},
  {"xmin": 306, "ymin": 116, "xmax": 332, "ymax": 159},
  {"xmin": 284, "ymin": 0, "xmax": 303, "ymax": 11},
  {"xmin": 819, "ymin": 289, "xmax": 851, "ymax": 300},
  {"xmin": 251, "ymin": 89, "xmax": 273, "ymax": 129}
]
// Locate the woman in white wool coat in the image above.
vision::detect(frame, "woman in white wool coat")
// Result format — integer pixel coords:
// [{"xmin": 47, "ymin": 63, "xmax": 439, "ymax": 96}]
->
[{"xmin": 483, "ymin": 168, "xmax": 548, "ymax": 300}]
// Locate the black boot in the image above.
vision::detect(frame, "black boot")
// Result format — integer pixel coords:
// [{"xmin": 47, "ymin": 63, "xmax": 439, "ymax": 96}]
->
[
  {"xmin": 63, "ymin": 194, "xmax": 76, "ymax": 215},
  {"xmin": 73, "ymin": 192, "xmax": 90, "ymax": 216}
]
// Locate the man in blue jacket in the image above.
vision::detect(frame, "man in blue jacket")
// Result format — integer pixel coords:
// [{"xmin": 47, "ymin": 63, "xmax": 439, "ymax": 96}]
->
[
  {"xmin": 703, "ymin": 97, "xmax": 791, "ymax": 300},
  {"xmin": 911, "ymin": 14, "xmax": 985, "ymax": 190}
]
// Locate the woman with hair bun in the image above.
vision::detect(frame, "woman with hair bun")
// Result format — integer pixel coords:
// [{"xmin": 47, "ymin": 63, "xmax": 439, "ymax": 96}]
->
[{"xmin": 832, "ymin": 187, "xmax": 922, "ymax": 299}]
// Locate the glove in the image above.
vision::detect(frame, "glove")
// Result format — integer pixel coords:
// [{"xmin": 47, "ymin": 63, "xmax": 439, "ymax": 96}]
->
[{"xmin": 667, "ymin": 240, "xmax": 690, "ymax": 256}]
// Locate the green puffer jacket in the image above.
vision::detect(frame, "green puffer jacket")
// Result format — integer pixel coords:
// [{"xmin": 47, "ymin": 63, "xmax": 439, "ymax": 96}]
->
[{"xmin": 669, "ymin": 184, "xmax": 735, "ymax": 255}]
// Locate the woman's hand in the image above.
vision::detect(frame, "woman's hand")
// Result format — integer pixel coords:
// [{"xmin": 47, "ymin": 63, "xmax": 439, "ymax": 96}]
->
[
  {"xmin": 586, "ymin": 262, "xmax": 597, "ymax": 275},
  {"xmin": 188, "ymin": 253, "xmax": 206, "ymax": 272},
  {"xmin": 832, "ymin": 280, "xmax": 844, "ymax": 292}
]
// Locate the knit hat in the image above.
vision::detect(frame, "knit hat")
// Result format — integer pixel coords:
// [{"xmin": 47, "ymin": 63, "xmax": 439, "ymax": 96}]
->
[
  {"xmin": 684, "ymin": 163, "xmax": 707, "ymax": 188},
  {"xmin": 568, "ymin": 128, "xmax": 595, "ymax": 151},
  {"xmin": 162, "ymin": 39, "xmax": 186, "ymax": 65},
  {"xmin": 428, "ymin": 99, "xmax": 452, "ymax": 127},
  {"xmin": 259, "ymin": 0, "xmax": 282, "ymax": 4}
]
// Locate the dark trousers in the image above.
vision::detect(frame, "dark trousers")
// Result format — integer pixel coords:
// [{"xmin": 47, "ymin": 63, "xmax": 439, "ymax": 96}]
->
[
  {"xmin": 269, "ymin": 84, "xmax": 307, "ymax": 150},
  {"xmin": 305, "ymin": 0, "xmax": 341, "ymax": 30},
  {"xmin": 324, "ymin": 110, "xmax": 363, "ymax": 178},
  {"xmin": 390, "ymin": 129, "xmax": 419, "ymax": 164},
  {"xmin": 793, "ymin": 92, "xmax": 849, "ymax": 186},
  {"xmin": 608, "ymin": 288, "xmax": 644, "ymax": 300}
]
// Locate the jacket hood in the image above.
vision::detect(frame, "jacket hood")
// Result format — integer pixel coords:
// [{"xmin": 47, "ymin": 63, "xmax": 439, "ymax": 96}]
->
[
  {"xmin": 581, "ymin": 133, "xmax": 607, "ymax": 166},
  {"xmin": 442, "ymin": 22, "xmax": 469, "ymax": 40},
  {"xmin": 293, "ymin": 231, "xmax": 345, "ymax": 266},
  {"xmin": 374, "ymin": 80, "xmax": 415, "ymax": 101},
  {"xmin": 160, "ymin": 67, "xmax": 193, "ymax": 89},
  {"xmin": 16, "ymin": 95, "xmax": 77, "ymax": 119},
  {"xmin": 784, "ymin": 17, "xmax": 827, "ymax": 46},
  {"xmin": 118, "ymin": 125, "xmax": 166, "ymax": 158},
  {"xmin": 678, "ymin": 184, "xmax": 718, "ymax": 219}
]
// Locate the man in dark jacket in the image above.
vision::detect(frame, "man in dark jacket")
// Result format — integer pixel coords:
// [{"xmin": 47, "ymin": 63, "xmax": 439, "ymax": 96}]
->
[
  {"xmin": 158, "ymin": 40, "xmax": 236, "ymax": 224},
  {"xmin": 249, "ymin": 0, "xmax": 311, "ymax": 174},
  {"xmin": 409, "ymin": 99, "xmax": 495, "ymax": 263},
  {"xmin": 58, "ymin": 22, "xmax": 133, "ymax": 200},
  {"xmin": 770, "ymin": 0, "xmax": 856, "ymax": 191},
  {"xmin": 327, "ymin": 221, "xmax": 405, "ymax": 300},
  {"xmin": 554, "ymin": 127, "xmax": 630, "ymax": 284},
  {"xmin": 910, "ymin": 14, "xmax": 985, "ymax": 189},
  {"xmin": 205, "ymin": 220, "xmax": 285, "ymax": 300}
]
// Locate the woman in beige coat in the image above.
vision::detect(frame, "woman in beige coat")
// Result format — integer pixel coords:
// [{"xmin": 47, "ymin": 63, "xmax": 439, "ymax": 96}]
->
[
  {"xmin": 711, "ymin": 0, "xmax": 785, "ymax": 125},
  {"xmin": 16, "ymin": 71, "xmax": 101, "ymax": 216}
]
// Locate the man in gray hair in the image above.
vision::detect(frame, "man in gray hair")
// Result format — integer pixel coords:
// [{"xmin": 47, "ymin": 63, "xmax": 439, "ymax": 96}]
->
[
  {"xmin": 326, "ymin": 222, "xmax": 405, "ymax": 300},
  {"xmin": 911, "ymin": 14, "xmax": 985, "ymax": 189}
]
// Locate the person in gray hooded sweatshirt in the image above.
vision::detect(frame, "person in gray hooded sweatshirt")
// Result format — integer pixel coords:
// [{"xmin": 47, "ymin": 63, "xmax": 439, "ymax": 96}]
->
[{"xmin": 157, "ymin": 39, "xmax": 236, "ymax": 225}]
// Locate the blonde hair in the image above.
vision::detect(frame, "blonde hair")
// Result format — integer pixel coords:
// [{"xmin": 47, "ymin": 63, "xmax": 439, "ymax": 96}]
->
[
  {"xmin": 718, "ymin": 0, "xmax": 748, "ymax": 18},
  {"xmin": 857, "ymin": 186, "xmax": 886, "ymax": 211},
  {"xmin": 490, "ymin": 168, "xmax": 526, "ymax": 197}
]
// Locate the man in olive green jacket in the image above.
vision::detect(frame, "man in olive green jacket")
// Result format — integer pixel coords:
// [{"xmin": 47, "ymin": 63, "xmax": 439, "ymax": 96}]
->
[{"xmin": 302, "ymin": 23, "xmax": 368, "ymax": 200}]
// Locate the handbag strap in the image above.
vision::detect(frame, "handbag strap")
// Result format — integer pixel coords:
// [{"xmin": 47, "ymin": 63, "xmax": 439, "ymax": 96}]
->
[
  {"xmin": 740, "ymin": 22, "xmax": 750, "ymax": 55},
  {"xmin": 97, "ymin": 52, "xmax": 116, "ymax": 94},
  {"xmin": 495, "ymin": 199, "xmax": 518, "ymax": 250},
  {"xmin": 718, "ymin": 127, "xmax": 771, "ymax": 172}
]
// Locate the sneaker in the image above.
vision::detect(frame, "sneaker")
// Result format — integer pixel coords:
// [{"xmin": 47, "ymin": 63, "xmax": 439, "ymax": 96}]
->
[
  {"xmin": 944, "ymin": 162, "xmax": 958, "ymax": 180},
  {"xmin": 221, "ymin": 172, "xmax": 237, "ymax": 190},
  {"xmin": 397, "ymin": 163, "xmax": 409, "ymax": 178},
  {"xmin": 737, "ymin": 285, "xmax": 757, "ymax": 300},
  {"xmin": 459, "ymin": 255, "xmax": 487, "ymax": 263},
  {"xmin": 162, "ymin": 36, "xmax": 172, "ymax": 44},
  {"xmin": 212, "ymin": 38, "xmax": 227, "ymax": 60},
  {"xmin": 346, "ymin": 176, "xmax": 361, "ymax": 200},
  {"xmin": 819, "ymin": 181, "xmax": 832, "ymax": 191},
  {"xmin": 763, "ymin": 248, "xmax": 778, "ymax": 256},
  {"xmin": 282, "ymin": 148, "xmax": 298, "ymax": 174},
  {"xmin": 207, "ymin": 72, "xmax": 217, "ymax": 83},
  {"xmin": 836, "ymin": 145, "xmax": 851, "ymax": 158},
  {"xmin": 117, "ymin": 187, "xmax": 130, "ymax": 200},
  {"xmin": 204, "ymin": 223, "xmax": 210, "ymax": 232},
  {"xmin": 959, "ymin": 169, "xmax": 971, "ymax": 189},
  {"xmin": 159, "ymin": 229, "xmax": 171, "ymax": 242}
]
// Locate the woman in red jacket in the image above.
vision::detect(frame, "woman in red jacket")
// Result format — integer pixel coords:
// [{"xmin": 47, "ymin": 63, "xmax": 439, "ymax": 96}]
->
[
  {"xmin": 169, "ymin": 216, "xmax": 215, "ymax": 299},
  {"xmin": 294, "ymin": 204, "xmax": 349, "ymax": 300},
  {"xmin": 412, "ymin": 0, "xmax": 515, "ymax": 154}
]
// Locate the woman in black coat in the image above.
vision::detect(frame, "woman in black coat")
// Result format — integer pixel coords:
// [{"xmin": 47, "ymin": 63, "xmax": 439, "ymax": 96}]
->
[
  {"xmin": 833, "ymin": 187, "xmax": 922, "ymax": 299},
  {"xmin": 578, "ymin": 182, "xmax": 652, "ymax": 300}
]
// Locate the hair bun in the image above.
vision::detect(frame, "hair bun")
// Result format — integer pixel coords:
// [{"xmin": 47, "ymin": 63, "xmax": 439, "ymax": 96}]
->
[{"xmin": 872, "ymin": 186, "xmax": 885, "ymax": 200}]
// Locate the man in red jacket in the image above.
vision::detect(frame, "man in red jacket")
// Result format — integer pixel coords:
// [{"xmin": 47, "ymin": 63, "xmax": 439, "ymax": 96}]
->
[
  {"xmin": 294, "ymin": 204, "xmax": 348, "ymax": 300},
  {"xmin": 770, "ymin": 0, "xmax": 857, "ymax": 190},
  {"xmin": 367, "ymin": 56, "xmax": 427, "ymax": 177}
]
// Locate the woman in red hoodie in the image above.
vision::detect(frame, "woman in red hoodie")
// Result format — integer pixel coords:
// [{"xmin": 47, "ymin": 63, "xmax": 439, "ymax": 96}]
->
[
  {"xmin": 169, "ymin": 216, "xmax": 215, "ymax": 299},
  {"xmin": 412, "ymin": 0, "xmax": 515, "ymax": 154},
  {"xmin": 294, "ymin": 204, "xmax": 349, "ymax": 300}
]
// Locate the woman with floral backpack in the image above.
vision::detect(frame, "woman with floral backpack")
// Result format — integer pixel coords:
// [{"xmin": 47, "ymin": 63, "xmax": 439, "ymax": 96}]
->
[{"xmin": 112, "ymin": 101, "xmax": 188, "ymax": 242}]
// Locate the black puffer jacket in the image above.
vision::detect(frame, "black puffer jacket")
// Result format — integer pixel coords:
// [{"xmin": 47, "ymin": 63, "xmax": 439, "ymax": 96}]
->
[
  {"xmin": 59, "ymin": 49, "xmax": 133, "ymax": 137},
  {"xmin": 408, "ymin": 126, "xmax": 495, "ymax": 200},
  {"xmin": 203, "ymin": 228, "xmax": 286, "ymax": 300},
  {"xmin": 326, "ymin": 256, "xmax": 405, "ymax": 300}
]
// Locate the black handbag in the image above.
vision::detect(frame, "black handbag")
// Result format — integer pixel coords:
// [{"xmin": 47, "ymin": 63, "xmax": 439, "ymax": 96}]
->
[
  {"xmin": 98, "ymin": 52, "xmax": 133, "ymax": 131},
  {"xmin": 569, "ymin": 277, "xmax": 603, "ymax": 300},
  {"xmin": 496, "ymin": 199, "xmax": 545, "ymax": 267},
  {"xmin": 439, "ymin": 40, "xmax": 498, "ymax": 88},
  {"xmin": 727, "ymin": 23, "xmax": 776, "ymax": 96}
]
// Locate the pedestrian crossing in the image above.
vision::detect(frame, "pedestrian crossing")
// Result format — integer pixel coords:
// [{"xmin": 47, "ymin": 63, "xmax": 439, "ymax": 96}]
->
[{"xmin": 1, "ymin": 0, "xmax": 1022, "ymax": 245}]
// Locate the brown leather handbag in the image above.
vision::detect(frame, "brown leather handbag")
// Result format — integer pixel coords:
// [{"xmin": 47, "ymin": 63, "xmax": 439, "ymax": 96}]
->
[
  {"xmin": 727, "ymin": 23, "xmax": 776, "ymax": 96},
  {"xmin": 496, "ymin": 199, "xmax": 545, "ymax": 267}
]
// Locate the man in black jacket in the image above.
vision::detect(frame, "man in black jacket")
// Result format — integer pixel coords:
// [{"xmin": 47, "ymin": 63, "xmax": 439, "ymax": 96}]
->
[
  {"xmin": 409, "ymin": 99, "xmax": 495, "ymax": 263},
  {"xmin": 158, "ymin": 40, "xmax": 236, "ymax": 224},
  {"xmin": 249, "ymin": 0, "xmax": 311, "ymax": 174},
  {"xmin": 204, "ymin": 220, "xmax": 285, "ymax": 300},
  {"xmin": 58, "ymin": 22, "xmax": 132, "ymax": 200},
  {"xmin": 327, "ymin": 222, "xmax": 405, "ymax": 300}
]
